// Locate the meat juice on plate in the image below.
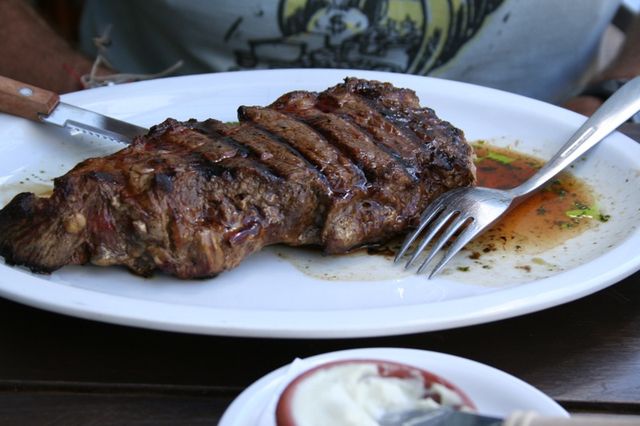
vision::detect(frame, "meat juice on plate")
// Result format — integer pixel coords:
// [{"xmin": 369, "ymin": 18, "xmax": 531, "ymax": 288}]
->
[
  {"xmin": 275, "ymin": 142, "xmax": 609, "ymax": 283},
  {"xmin": 0, "ymin": 171, "xmax": 54, "ymax": 206},
  {"xmin": 467, "ymin": 142, "xmax": 607, "ymax": 257}
]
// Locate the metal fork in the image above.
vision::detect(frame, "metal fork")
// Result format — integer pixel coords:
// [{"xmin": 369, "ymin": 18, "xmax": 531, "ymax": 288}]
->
[{"xmin": 395, "ymin": 76, "xmax": 640, "ymax": 278}]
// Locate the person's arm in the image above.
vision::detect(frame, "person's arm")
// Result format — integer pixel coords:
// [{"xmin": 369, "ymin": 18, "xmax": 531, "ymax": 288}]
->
[
  {"xmin": 0, "ymin": 0, "xmax": 98, "ymax": 93},
  {"xmin": 564, "ymin": 14, "xmax": 640, "ymax": 115},
  {"xmin": 599, "ymin": 14, "xmax": 640, "ymax": 81}
]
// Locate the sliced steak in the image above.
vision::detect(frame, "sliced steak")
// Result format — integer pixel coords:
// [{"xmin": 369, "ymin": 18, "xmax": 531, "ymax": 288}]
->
[{"xmin": 0, "ymin": 78, "xmax": 476, "ymax": 279}]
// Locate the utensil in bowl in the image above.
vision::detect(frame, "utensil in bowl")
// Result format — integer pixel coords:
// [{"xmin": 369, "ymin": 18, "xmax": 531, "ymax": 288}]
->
[{"xmin": 380, "ymin": 406, "xmax": 640, "ymax": 426}]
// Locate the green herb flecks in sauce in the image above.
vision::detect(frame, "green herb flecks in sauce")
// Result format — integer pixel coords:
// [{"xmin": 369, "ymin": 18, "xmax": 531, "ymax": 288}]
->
[
  {"xmin": 466, "ymin": 142, "xmax": 610, "ymax": 255},
  {"xmin": 476, "ymin": 150, "xmax": 516, "ymax": 165}
]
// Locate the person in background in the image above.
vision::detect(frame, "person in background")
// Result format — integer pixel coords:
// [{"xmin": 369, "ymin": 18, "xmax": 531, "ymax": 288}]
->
[{"xmin": 1, "ymin": 0, "xmax": 638, "ymax": 116}]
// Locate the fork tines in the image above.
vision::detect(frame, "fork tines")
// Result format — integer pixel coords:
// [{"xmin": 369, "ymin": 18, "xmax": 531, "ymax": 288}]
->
[{"xmin": 394, "ymin": 191, "xmax": 477, "ymax": 278}]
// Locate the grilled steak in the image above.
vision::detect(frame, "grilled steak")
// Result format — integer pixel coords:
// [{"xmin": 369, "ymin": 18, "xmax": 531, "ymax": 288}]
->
[{"xmin": 0, "ymin": 78, "xmax": 476, "ymax": 279}]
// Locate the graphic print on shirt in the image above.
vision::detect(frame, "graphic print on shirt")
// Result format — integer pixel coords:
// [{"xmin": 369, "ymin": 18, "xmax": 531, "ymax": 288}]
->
[{"xmin": 233, "ymin": 0, "xmax": 504, "ymax": 74}]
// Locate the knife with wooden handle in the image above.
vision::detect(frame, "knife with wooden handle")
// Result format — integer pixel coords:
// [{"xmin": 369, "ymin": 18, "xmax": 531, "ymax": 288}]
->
[{"xmin": 0, "ymin": 76, "xmax": 148, "ymax": 144}]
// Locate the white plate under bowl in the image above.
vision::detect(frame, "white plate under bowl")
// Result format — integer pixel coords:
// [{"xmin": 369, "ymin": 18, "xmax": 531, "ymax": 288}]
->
[
  {"xmin": 0, "ymin": 69, "xmax": 639, "ymax": 337},
  {"xmin": 219, "ymin": 347, "xmax": 568, "ymax": 426}
]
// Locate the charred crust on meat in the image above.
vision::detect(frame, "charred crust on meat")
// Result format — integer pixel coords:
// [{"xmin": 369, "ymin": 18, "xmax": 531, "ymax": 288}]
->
[
  {"xmin": 191, "ymin": 156, "xmax": 228, "ymax": 180},
  {"xmin": 153, "ymin": 172, "xmax": 175, "ymax": 192},
  {"xmin": 0, "ymin": 78, "xmax": 476, "ymax": 279},
  {"xmin": 0, "ymin": 192, "xmax": 35, "ymax": 221},
  {"xmin": 87, "ymin": 171, "xmax": 120, "ymax": 184}
]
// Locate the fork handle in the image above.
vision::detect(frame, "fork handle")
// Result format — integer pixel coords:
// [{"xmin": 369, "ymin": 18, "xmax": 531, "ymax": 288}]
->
[
  {"xmin": 508, "ymin": 76, "xmax": 640, "ymax": 198},
  {"xmin": 0, "ymin": 76, "xmax": 60, "ymax": 121}
]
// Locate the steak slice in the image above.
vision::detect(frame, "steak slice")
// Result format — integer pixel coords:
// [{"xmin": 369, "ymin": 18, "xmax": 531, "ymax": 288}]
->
[{"xmin": 0, "ymin": 78, "xmax": 476, "ymax": 279}]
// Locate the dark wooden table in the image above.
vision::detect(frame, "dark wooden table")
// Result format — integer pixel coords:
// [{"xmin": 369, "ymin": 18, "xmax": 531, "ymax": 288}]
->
[{"xmin": 1, "ymin": 125, "xmax": 639, "ymax": 425}]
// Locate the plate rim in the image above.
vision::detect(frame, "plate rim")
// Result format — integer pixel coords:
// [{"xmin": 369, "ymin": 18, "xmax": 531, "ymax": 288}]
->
[{"xmin": 0, "ymin": 69, "xmax": 638, "ymax": 338}]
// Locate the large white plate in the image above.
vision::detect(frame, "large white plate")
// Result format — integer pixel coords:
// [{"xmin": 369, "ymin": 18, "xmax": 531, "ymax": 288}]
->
[
  {"xmin": 0, "ymin": 69, "xmax": 639, "ymax": 337},
  {"xmin": 219, "ymin": 348, "xmax": 568, "ymax": 425}
]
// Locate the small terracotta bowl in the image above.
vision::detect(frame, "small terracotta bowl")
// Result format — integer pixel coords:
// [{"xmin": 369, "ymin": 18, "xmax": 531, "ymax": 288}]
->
[{"xmin": 275, "ymin": 359, "xmax": 475, "ymax": 426}]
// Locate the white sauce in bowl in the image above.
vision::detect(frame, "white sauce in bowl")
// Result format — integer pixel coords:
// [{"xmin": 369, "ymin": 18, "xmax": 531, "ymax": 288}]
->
[{"xmin": 286, "ymin": 362, "xmax": 468, "ymax": 426}]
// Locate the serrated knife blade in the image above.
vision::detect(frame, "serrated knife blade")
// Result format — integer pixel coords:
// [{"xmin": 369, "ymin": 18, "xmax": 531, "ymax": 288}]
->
[
  {"xmin": 40, "ymin": 102, "xmax": 148, "ymax": 144},
  {"xmin": 0, "ymin": 75, "xmax": 148, "ymax": 144}
]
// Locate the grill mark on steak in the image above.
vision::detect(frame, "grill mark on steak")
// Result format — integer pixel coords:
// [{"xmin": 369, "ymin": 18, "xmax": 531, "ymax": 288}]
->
[
  {"xmin": 239, "ymin": 104, "xmax": 366, "ymax": 196},
  {"xmin": 360, "ymin": 94, "xmax": 466, "ymax": 175},
  {"xmin": 317, "ymin": 82, "xmax": 472, "ymax": 213},
  {"xmin": 160, "ymin": 121, "xmax": 285, "ymax": 182},
  {"xmin": 335, "ymin": 78, "xmax": 475, "ymax": 193},
  {"xmin": 265, "ymin": 92, "xmax": 427, "ymax": 253},
  {"xmin": 242, "ymin": 99, "xmax": 420, "ymax": 252},
  {"xmin": 0, "ymin": 78, "xmax": 476, "ymax": 278},
  {"xmin": 318, "ymin": 111, "xmax": 417, "ymax": 180},
  {"xmin": 196, "ymin": 119, "xmax": 332, "ymax": 242},
  {"xmin": 197, "ymin": 119, "xmax": 331, "ymax": 194},
  {"xmin": 316, "ymin": 89, "xmax": 425, "ymax": 168},
  {"xmin": 264, "ymin": 89, "xmax": 411, "ymax": 194},
  {"xmin": 184, "ymin": 119, "xmax": 328, "ymax": 248},
  {"xmin": 287, "ymin": 107, "xmax": 414, "ymax": 188}
]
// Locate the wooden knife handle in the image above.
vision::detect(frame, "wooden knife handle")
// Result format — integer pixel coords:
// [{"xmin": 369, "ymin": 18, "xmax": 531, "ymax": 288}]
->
[
  {"xmin": 504, "ymin": 411, "xmax": 640, "ymax": 425},
  {"xmin": 0, "ymin": 76, "xmax": 60, "ymax": 121}
]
